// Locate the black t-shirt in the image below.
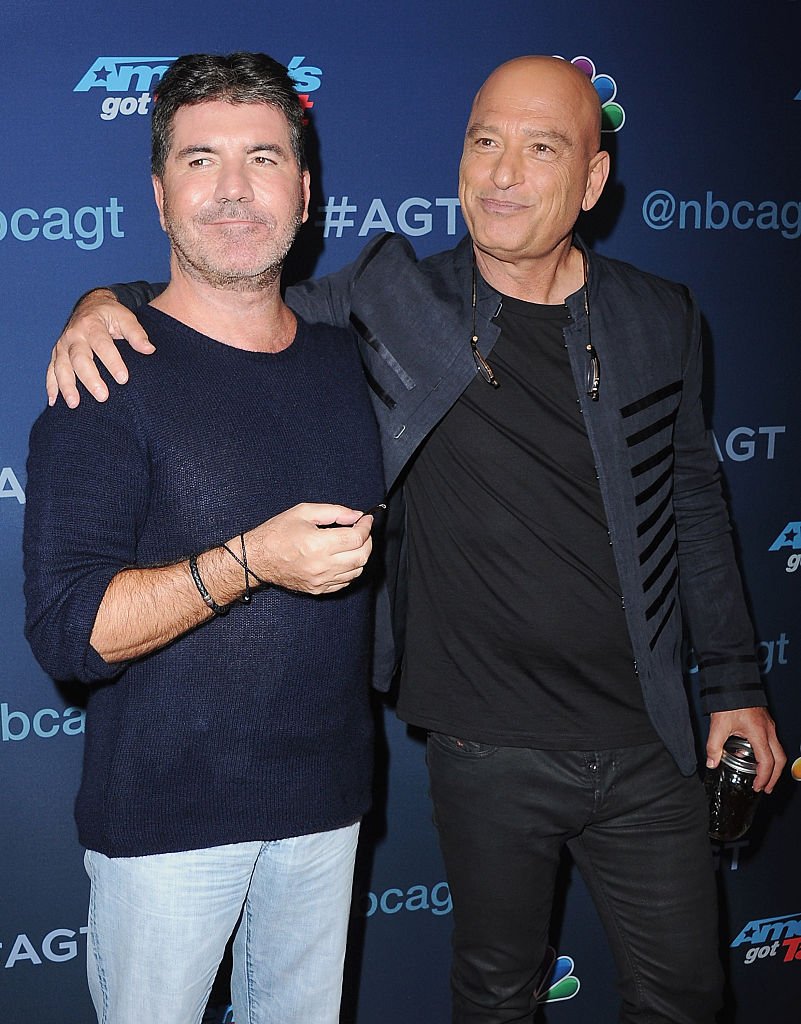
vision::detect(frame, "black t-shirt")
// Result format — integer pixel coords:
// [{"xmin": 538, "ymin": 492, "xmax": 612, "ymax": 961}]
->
[{"xmin": 396, "ymin": 292, "xmax": 658, "ymax": 749}]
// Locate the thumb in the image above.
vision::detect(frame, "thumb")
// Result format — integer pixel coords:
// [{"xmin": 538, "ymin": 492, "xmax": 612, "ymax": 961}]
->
[{"xmin": 300, "ymin": 503, "xmax": 363, "ymax": 527}]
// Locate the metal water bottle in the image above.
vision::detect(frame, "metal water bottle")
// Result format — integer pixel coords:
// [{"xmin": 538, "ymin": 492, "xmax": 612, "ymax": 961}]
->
[{"xmin": 706, "ymin": 735, "xmax": 760, "ymax": 842}]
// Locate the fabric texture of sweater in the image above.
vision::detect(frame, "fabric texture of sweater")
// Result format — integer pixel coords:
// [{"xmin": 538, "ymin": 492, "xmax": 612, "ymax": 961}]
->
[{"xmin": 24, "ymin": 308, "xmax": 384, "ymax": 857}]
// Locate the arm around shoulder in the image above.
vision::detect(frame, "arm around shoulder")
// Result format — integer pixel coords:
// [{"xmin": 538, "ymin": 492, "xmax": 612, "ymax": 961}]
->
[
  {"xmin": 46, "ymin": 281, "xmax": 167, "ymax": 408},
  {"xmin": 285, "ymin": 233, "xmax": 416, "ymax": 326}
]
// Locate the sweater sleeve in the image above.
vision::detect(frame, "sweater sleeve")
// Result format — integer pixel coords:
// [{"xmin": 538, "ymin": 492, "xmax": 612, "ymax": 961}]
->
[
  {"xmin": 23, "ymin": 379, "xmax": 150, "ymax": 683},
  {"xmin": 672, "ymin": 290, "xmax": 766, "ymax": 713}
]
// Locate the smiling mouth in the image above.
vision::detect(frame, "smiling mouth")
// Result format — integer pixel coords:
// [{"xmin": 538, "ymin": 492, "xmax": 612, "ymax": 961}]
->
[
  {"xmin": 478, "ymin": 197, "xmax": 529, "ymax": 214},
  {"xmin": 206, "ymin": 219, "xmax": 265, "ymax": 227}
]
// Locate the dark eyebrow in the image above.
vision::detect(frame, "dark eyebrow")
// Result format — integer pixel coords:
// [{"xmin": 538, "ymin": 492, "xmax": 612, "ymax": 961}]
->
[
  {"xmin": 175, "ymin": 143, "xmax": 289, "ymax": 159},
  {"xmin": 247, "ymin": 143, "xmax": 290, "ymax": 158},
  {"xmin": 465, "ymin": 123, "xmax": 493, "ymax": 140},
  {"xmin": 175, "ymin": 145, "xmax": 215, "ymax": 159}
]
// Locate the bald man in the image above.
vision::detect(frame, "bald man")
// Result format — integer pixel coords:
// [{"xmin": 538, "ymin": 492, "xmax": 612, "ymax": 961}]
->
[{"xmin": 47, "ymin": 56, "xmax": 784, "ymax": 1023}]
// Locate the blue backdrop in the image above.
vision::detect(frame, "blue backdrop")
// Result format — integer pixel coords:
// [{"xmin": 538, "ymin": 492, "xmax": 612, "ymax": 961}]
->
[{"xmin": 2, "ymin": 2, "xmax": 799, "ymax": 1020}]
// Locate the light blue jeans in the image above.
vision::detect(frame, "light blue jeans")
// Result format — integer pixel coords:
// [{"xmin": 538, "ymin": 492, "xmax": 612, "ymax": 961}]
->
[{"xmin": 83, "ymin": 822, "xmax": 360, "ymax": 1024}]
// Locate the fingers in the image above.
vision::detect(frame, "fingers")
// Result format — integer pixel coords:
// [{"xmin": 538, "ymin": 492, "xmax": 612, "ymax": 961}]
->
[
  {"xmin": 301, "ymin": 529, "xmax": 373, "ymax": 594},
  {"xmin": 738, "ymin": 710, "xmax": 785, "ymax": 794},
  {"xmin": 46, "ymin": 347, "xmax": 60, "ymax": 406},
  {"xmin": 300, "ymin": 502, "xmax": 366, "ymax": 528},
  {"xmin": 318, "ymin": 541, "xmax": 372, "ymax": 593},
  {"xmin": 114, "ymin": 318, "xmax": 156, "ymax": 355},
  {"xmin": 332, "ymin": 533, "xmax": 373, "ymax": 578},
  {"xmin": 47, "ymin": 292, "xmax": 155, "ymax": 408},
  {"xmin": 81, "ymin": 334, "xmax": 132, "ymax": 389},
  {"xmin": 342, "ymin": 513, "xmax": 374, "ymax": 547},
  {"xmin": 50, "ymin": 344, "xmax": 86, "ymax": 408},
  {"xmin": 707, "ymin": 708, "xmax": 787, "ymax": 794},
  {"xmin": 754, "ymin": 753, "xmax": 780, "ymax": 794},
  {"xmin": 52, "ymin": 328, "xmax": 135, "ymax": 407},
  {"xmin": 754, "ymin": 722, "xmax": 787, "ymax": 794},
  {"xmin": 247, "ymin": 503, "xmax": 375, "ymax": 595}
]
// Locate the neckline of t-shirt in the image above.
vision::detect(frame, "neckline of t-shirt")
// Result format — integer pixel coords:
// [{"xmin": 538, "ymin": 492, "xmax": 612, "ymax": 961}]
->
[
  {"xmin": 139, "ymin": 304, "xmax": 307, "ymax": 360},
  {"xmin": 497, "ymin": 291, "xmax": 576, "ymax": 322}
]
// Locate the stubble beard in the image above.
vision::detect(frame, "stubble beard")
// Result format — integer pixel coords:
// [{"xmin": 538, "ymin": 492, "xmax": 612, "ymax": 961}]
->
[{"xmin": 163, "ymin": 196, "xmax": 305, "ymax": 293}]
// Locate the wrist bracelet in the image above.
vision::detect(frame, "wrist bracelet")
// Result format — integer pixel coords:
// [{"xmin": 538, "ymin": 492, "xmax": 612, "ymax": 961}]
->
[
  {"xmin": 188, "ymin": 554, "xmax": 232, "ymax": 616},
  {"xmin": 222, "ymin": 533, "xmax": 269, "ymax": 605}
]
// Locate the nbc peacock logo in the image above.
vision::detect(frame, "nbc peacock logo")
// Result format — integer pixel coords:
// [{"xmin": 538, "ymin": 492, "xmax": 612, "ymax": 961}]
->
[
  {"xmin": 534, "ymin": 947, "xmax": 581, "ymax": 1003},
  {"xmin": 558, "ymin": 55, "xmax": 626, "ymax": 132}
]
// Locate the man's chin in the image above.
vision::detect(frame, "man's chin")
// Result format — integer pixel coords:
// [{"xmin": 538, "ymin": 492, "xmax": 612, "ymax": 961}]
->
[
  {"xmin": 472, "ymin": 235, "xmax": 529, "ymax": 264},
  {"xmin": 210, "ymin": 267, "xmax": 283, "ymax": 291},
  {"xmin": 180, "ymin": 260, "xmax": 284, "ymax": 291},
  {"xmin": 468, "ymin": 218, "xmax": 527, "ymax": 252}
]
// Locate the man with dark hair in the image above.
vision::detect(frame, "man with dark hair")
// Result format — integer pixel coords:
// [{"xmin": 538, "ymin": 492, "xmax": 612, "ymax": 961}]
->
[
  {"xmin": 47, "ymin": 55, "xmax": 785, "ymax": 1023},
  {"xmin": 149, "ymin": 51, "xmax": 308, "ymax": 177},
  {"xmin": 25, "ymin": 52, "xmax": 383, "ymax": 1024}
]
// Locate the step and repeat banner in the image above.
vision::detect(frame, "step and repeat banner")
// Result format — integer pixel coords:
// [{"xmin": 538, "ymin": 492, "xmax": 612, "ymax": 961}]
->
[{"xmin": 1, "ymin": 1, "xmax": 799, "ymax": 1021}]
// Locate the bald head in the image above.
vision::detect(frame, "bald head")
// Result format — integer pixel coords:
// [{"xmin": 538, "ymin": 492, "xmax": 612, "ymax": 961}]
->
[
  {"xmin": 470, "ymin": 56, "xmax": 603, "ymax": 156},
  {"xmin": 457, "ymin": 54, "xmax": 610, "ymax": 292}
]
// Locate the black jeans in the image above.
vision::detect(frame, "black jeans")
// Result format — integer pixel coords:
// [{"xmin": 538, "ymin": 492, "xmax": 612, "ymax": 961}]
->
[{"xmin": 426, "ymin": 735, "xmax": 723, "ymax": 1024}]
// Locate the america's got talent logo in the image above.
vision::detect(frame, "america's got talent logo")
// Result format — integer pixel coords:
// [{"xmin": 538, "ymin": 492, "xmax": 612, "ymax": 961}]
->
[
  {"xmin": 768, "ymin": 520, "xmax": 801, "ymax": 573},
  {"xmin": 73, "ymin": 56, "xmax": 323, "ymax": 122}
]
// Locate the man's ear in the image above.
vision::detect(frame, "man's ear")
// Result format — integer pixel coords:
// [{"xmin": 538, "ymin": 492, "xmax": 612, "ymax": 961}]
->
[
  {"xmin": 300, "ymin": 169, "xmax": 311, "ymax": 225},
  {"xmin": 152, "ymin": 175, "xmax": 167, "ymax": 232},
  {"xmin": 582, "ymin": 150, "xmax": 610, "ymax": 213}
]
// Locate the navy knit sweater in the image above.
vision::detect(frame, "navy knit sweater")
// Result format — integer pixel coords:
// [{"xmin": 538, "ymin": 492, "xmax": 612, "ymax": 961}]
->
[{"xmin": 23, "ymin": 308, "xmax": 384, "ymax": 857}]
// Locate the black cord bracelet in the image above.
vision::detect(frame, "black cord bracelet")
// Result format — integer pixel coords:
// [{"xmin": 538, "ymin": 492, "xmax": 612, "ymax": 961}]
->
[
  {"xmin": 236, "ymin": 532, "xmax": 252, "ymax": 605},
  {"xmin": 221, "ymin": 533, "xmax": 269, "ymax": 596},
  {"xmin": 188, "ymin": 554, "xmax": 232, "ymax": 616}
]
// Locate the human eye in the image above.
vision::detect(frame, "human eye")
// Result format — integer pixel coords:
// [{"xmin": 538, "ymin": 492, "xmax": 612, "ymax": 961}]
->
[
  {"xmin": 530, "ymin": 134, "xmax": 567, "ymax": 159},
  {"xmin": 252, "ymin": 151, "xmax": 279, "ymax": 166},
  {"xmin": 531, "ymin": 138, "xmax": 555, "ymax": 153}
]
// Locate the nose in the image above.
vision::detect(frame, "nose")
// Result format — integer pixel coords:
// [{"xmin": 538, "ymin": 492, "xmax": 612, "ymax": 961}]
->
[
  {"xmin": 214, "ymin": 162, "xmax": 254, "ymax": 203},
  {"xmin": 490, "ymin": 147, "xmax": 524, "ymax": 190}
]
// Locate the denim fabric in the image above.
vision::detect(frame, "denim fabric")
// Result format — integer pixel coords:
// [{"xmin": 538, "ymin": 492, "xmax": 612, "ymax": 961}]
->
[
  {"xmin": 84, "ymin": 822, "xmax": 359, "ymax": 1024},
  {"xmin": 426, "ymin": 734, "xmax": 722, "ymax": 1024}
]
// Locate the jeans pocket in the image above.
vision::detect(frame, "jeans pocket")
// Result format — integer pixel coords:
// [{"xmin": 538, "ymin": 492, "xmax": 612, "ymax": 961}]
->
[{"xmin": 427, "ymin": 731, "xmax": 498, "ymax": 758}]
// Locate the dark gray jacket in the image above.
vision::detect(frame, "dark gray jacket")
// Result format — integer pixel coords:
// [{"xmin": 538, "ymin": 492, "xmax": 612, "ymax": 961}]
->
[{"xmin": 288, "ymin": 233, "xmax": 765, "ymax": 775}]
